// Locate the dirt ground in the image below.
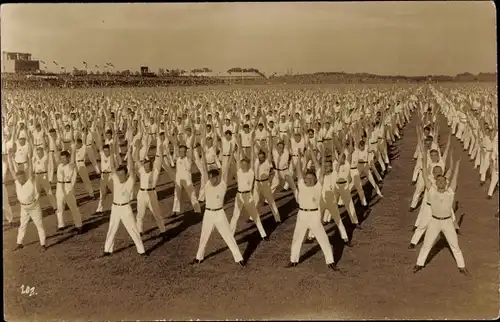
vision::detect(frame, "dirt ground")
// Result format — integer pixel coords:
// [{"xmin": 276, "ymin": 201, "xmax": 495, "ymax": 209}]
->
[{"xmin": 3, "ymin": 106, "xmax": 499, "ymax": 321}]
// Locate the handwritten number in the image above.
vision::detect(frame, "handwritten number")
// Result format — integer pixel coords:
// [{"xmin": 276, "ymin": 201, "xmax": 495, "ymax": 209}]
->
[{"xmin": 20, "ymin": 285, "xmax": 36, "ymax": 297}]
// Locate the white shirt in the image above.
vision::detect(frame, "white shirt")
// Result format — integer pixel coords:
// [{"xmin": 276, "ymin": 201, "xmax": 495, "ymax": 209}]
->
[
  {"xmin": 33, "ymin": 155, "xmax": 48, "ymax": 173},
  {"xmin": 290, "ymin": 139, "xmax": 304, "ymax": 156},
  {"xmin": 428, "ymin": 186, "xmax": 455, "ymax": 219},
  {"xmin": 273, "ymin": 149, "xmax": 290, "ymax": 170},
  {"xmin": 112, "ymin": 175, "xmax": 135, "ymax": 204},
  {"xmin": 221, "ymin": 138, "xmax": 233, "ymax": 155},
  {"xmin": 138, "ymin": 166, "xmax": 160, "ymax": 189},
  {"xmin": 254, "ymin": 160, "xmax": 272, "ymax": 181},
  {"xmin": 240, "ymin": 131, "xmax": 252, "ymax": 147},
  {"xmin": 56, "ymin": 163, "xmax": 76, "ymax": 193},
  {"xmin": 322, "ymin": 171, "xmax": 338, "ymax": 196},
  {"xmin": 176, "ymin": 157, "xmax": 192, "ymax": 181},
  {"xmin": 236, "ymin": 169, "xmax": 254, "ymax": 192},
  {"xmin": 33, "ymin": 130, "xmax": 45, "ymax": 146},
  {"xmin": 297, "ymin": 178, "xmax": 322, "ymax": 209},
  {"xmin": 15, "ymin": 179, "xmax": 39, "ymax": 206},
  {"xmin": 204, "ymin": 181, "xmax": 227, "ymax": 209},
  {"xmin": 100, "ymin": 153, "xmax": 112, "ymax": 172},
  {"xmin": 205, "ymin": 146, "xmax": 218, "ymax": 165},
  {"xmin": 75, "ymin": 146, "xmax": 87, "ymax": 164},
  {"xmin": 14, "ymin": 142, "xmax": 30, "ymax": 164}
]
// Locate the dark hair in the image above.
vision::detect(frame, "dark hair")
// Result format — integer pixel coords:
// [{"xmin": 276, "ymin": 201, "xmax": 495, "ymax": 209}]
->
[
  {"xmin": 429, "ymin": 149, "xmax": 439, "ymax": 154},
  {"xmin": 159, "ymin": 131, "xmax": 165, "ymax": 136},
  {"xmin": 305, "ymin": 169, "xmax": 317, "ymax": 179},
  {"xmin": 60, "ymin": 151, "xmax": 70, "ymax": 158},
  {"xmin": 243, "ymin": 124, "xmax": 250, "ymax": 129},
  {"xmin": 258, "ymin": 150, "xmax": 266, "ymax": 157},
  {"xmin": 307, "ymin": 129, "xmax": 314, "ymax": 134},
  {"xmin": 179, "ymin": 145, "xmax": 187, "ymax": 150},
  {"xmin": 49, "ymin": 128, "xmax": 56, "ymax": 134},
  {"xmin": 76, "ymin": 138, "xmax": 83, "ymax": 144},
  {"xmin": 106, "ymin": 130, "xmax": 112, "ymax": 135},
  {"xmin": 424, "ymin": 126, "xmax": 431, "ymax": 132},
  {"xmin": 116, "ymin": 165, "xmax": 128, "ymax": 174},
  {"xmin": 208, "ymin": 169, "xmax": 220, "ymax": 177},
  {"xmin": 103, "ymin": 144, "xmax": 110, "ymax": 150},
  {"xmin": 225, "ymin": 130, "xmax": 232, "ymax": 136},
  {"xmin": 258, "ymin": 123, "xmax": 264, "ymax": 127},
  {"xmin": 241, "ymin": 157, "xmax": 250, "ymax": 164}
]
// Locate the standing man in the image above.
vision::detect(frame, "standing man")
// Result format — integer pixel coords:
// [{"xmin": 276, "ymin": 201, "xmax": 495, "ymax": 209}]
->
[
  {"xmin": 192, "ymin": 168, "xmax": 245, "ymax": 266},
  {"xmin": 102, "ymin": 148, "xmax": 147, "ymax": 257}
]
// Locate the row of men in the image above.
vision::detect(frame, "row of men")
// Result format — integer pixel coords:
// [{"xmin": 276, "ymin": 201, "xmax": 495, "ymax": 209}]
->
[
  {"xmin": 407, "ymin": 85, "xmax": 497, "ymax": 276},
  {"xmin": 2, "ymin": 88, "xmax": 412, "ymax": 268}
]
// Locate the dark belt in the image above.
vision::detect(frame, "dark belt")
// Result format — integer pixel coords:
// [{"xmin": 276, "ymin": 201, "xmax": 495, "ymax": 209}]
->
[
  {"xmin": 16, "ymin": 161, "xmax": 27, "ymax": 165},
  {"xmin": 77, "ymin": 159, "xmax": 85, "ymax": 162},
  {"xmin": 140, "ymin": 188, "xmax": 155, "ymax": 191},
  {"xmin": 101, "ymin": 171, "xmax": 111, "ymax": 174},
  {"xmin": 370, "ymin": 141, "xmax": 378, "ymax": 144},
  {"xmin": 350, "ymin": 167, "xmax": 357, "ymax": 169},
  {"xmin": 206, "ymin": 207, "xmax": 223, "ymax": 211},
  {"xmin": 323, "ymin": 138, "xmax": 332, "ymax": 141},
  {"xmin": 86, "ymin": 144, "xmax": 93, "ymax": 146},
  {"xmin": 222, "ymin": 154, "xmax": 231, "ymax": 157},
  {"xmin": 238, "ymin": 190, "xmax": 252, "ymax": 194},
  {"xmin": 432, "ymin": 215, "xmax": 451, "ymax": 220},
  {"xmin": 427, "ymin": 202, "xmax": 431, "ymax": 206},
  {"xmin": 299, "ymin": 208, "xmax": 319, "ymax": 212},
  {"xmin": 292, "ymin": 154, "xmax": 300, "ymax": 157},
  {"xmin": 34, "ymin": 143, "xmax": 43, "ymax": 146},
  {"xmin": 63, "ymin": 140, "xmax": 71, "ymax": 143},
  {"xmin": 359, "ymin": 161, "xmax": 367, "ymax": 164},
  {"xmin": 35, "ymin": 172, "xmax": 47, "ymax": 175},
  {"xmin": 57, "ymin": 181, "xmax": 70, "ymax": 183},
  {"xmin": 20, "ymin": 201, "xmax": 35, "ymax": 207},
  {"xmin": 113, "ymin": 202, "xmax": 129, "ymax": 206},
  {"xmin": 49, "ymin": 150, "xmax": 55, "ymax": 152},
  {"xmin": 279, "ymin": 131, "xmax": 287, "ymax": 133},
  {"xmin": 207, "ymin": 162, "xmax": 216, "ymax": 165},
  {"xmin": 242, "ymin": 146, "xmax": 251, "ymax": 148},
  {"xmin": 277, "ymin": 167, "xmax": 289, "ymax": 171},
  {"xmin": 337, "ymin": 180, "xmax": 347, "ymax": 184},
  {"xmin": 256, "ymin": 178, "xmax": 268, "ymax": 182},
  {"xmin": 155, "ymin": 155, "xmax": 162, "ymax": 158}
]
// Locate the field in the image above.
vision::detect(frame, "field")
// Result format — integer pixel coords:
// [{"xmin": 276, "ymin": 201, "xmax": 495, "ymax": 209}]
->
[{"xmin": 3, "ymin": 84, "xmax": 499, "ymax": 321}]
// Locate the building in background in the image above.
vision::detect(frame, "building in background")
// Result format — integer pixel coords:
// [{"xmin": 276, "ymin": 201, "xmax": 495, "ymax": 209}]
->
[{"xmin": 1, "ymin": 51, "xmax": 40, "ymax": 74}]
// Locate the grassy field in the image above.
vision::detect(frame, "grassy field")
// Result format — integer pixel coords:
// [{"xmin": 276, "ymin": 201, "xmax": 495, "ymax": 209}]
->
[{"xmin": 3, "ymin": 86, "xmax": 499, "ymax": 321}]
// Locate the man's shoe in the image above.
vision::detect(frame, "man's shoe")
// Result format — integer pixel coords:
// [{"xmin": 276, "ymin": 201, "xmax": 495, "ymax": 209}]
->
[
  {"xmin": 56, "ymin": 226, "xmax": 66, "ymax": 232},
  {"xmin": 355, "ymin": 224, "xmax": 362, "ymax": 230},
  {"xmin": 458, "ymin": 267, "xmax": 470, "ymax": 276},
  {"xmin": 40, "ymin": 245, "xmax": 48, "ymax": 252},
  {"xmin": 191, "ymin": 258, "xmax": 202, "ymax": 265},
  {"xmin": 275, "ymin": 220, "xmax": 282, "ymax": 226},
  {"xmin": 409, "ymin": 207, "xmax": 416, "ymax": 212},
  {"xmin": 140, "ymin": 252, "xmax": 149, "ymax": 257},
  {"xmin": 101, "ymin": 251, "xmax": 112, "ymax": 257},
  {"xmin": 238, "ymin": 260, "xmax": 246, "ymax": 267},
  {"xmin": 408, "ymin": 243, "xmax": 416, "ymax": 249},
  {"xmin": 413, "ymin": 265, "xmax": 424, "ymax": 273},
  {"xmin": 262, "ymin": 236, "xmax": 270, "ymax": 241},
  {"xmin": 13, "ymin": 244, "xmax": 23, "ymax": 251},
  {"xmin": 328, "ymin": 263, "xmax": 339, "ymax": 271},
  {"xmin": 305, "ymin": 237, "xmax": 314, "ymax": 244},
  {"xmin": 285, "ymin": 262, "xmax": 298, "ymax": 268},
  {"xmin": 75, "ymin": 227, "xmax": 84, "ymax": 234},
  {"xmin": 455, "ymin": 229, "xmax": 461, "ymax": 235}
]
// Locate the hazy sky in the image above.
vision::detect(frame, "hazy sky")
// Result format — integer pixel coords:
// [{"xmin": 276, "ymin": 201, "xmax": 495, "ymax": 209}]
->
[{"xmin": 1, "ymin": 2, "xmax": 496, "ymax": 76}]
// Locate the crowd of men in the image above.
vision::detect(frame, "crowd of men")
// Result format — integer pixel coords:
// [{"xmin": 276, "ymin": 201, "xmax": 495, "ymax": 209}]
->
[{"xmin": 2, "ymin": 84, "xmax": 497, "ymax": 273}]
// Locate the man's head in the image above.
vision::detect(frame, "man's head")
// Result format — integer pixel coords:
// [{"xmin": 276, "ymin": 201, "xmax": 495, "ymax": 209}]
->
[
  {"xmin": 432, "ymin": 165, "xmax": 443, "ymax": 178},
  {"xmin": 49, "ymin": 128, "xmax": 57, "ymax": 138},
  {"xmin": 36, "ymin": 146, "xmax": 44, "ymax": 158},
  {"xmin": 304, "ymin": 169, "xmax": 317, "ymax": 187},
  {"xmin": 324, "ymin": 160, "xmax": 333, "ymax": 174},
  {"xmin": 257, "ymin": 123, "xmax": 264, "ymax": 131},
  {"xmin": 179, "ymin": 145, "xmax": 187, "ymax": 158},
  {"xmin": 116, "ymin": 165, "xmax": 128, "ymax": 183},
  {"xmin": 258, "ymin": 150, "xmax": 266, "ymax": 163},
  {"xmin": 277, "ymin": 141, "xmax": 285, "ymax": 152},
  {"xmin": 240, "ymin": 157, "xmax": 250, "ymax": 171},
  {"xmin": 429, "ymin": 149, "xmax": 440, "ymax": 162},
  {"xmin": 435, "ymin": 174, "xmax": 447, "ymax": 190},
  {"xmin": 105, "ymin": 130, "xmax": 112, "ymax": 140},
  {"xmin": 224, "ymin": 130, "xmax": 232, "ymax": 141},
  {"xmin": 103, "ymin": 144, "xmax": 111, "ymax": 157},
  {"xmin": 208, "ymin": 168, "xmax": 221, "ymax": 186},
  {"xmin": 16, "ymin": 169, "xmax": 28, "ymax": 185},
  {"xmin": 243, "ymin": 124, "xmax": 250, "ymax": 133},
  {"xmin": 60, "ymin": 150, "xmax": 71, "ymax": 165},
  {"xmin": 143, "ymin": 159, "xmax": 152, "ymax": 172}
]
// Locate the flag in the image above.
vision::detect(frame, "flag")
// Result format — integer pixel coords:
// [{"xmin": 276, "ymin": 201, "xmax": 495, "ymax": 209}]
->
[
  {"xmin": 40, "ymin": 60, "xmax": 46, "ymax": 64},
  {"xmin": 83, "ymin": 61, "xmax": 87, "ymax": 65},
  {"xmin": 53, "ymin": 61, "xmax": 58, "ymax": 65}
]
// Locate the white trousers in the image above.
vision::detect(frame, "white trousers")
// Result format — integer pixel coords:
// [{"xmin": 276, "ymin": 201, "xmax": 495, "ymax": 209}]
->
[
  {"xmin": 104, "ymin": 204, "xmax": 145, "ymax": 254},
  {"xmin": 56, "ymin": 188, "xmax": 83, "ymax": 229},
  {"xmin": 410, "ymin": 175, "xmax": 425, "ymax": 208},
  {"xmin": 291, "ymin": 210, "xmax": 334, "ymax": 264},
  {"xmin": 172, "ymin": 178, "xmax": 200, "ymax": 213},
  {"xmin": 3, "ymin": 183, "xmax": 13, "ymax": 223},
  {"xmin": 416, "ymin": 216, "xmax": 465, "ymax": 268},
  {"xmin": 254, "ymin": 181, "xmax": 280, "ymax": 222},
  {"xmin": 136, "ymin": 190, "xmax": 166, "ymax": 233},
  {"xmin": 34, "ymin": 174, "xmax": 57, "ymax": 209},
  {"xmin": 230, "ymin": 192, "xmax": 267, "ymax": 238},
  {"xmin": 320, "ymin": 192, "xmax": 348, "ymax": 240},
  {"xmin": 196, "ymin": 209, "xmax": 244, "ymax": 262},
  {"xmin": 76, "ymin": 163, "xmax": 94, "ymax": 197},
  {"xmin": 17, "ymin": 202, "xmax": 46, "ymax": 246},
  {"xmin": 337, "ymin": 182, "xmax": 359, "ymax": 224}
]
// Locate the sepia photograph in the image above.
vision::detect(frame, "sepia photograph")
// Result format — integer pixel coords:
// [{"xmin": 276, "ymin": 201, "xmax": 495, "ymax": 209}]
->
[{"xmin": 1, "ymin": 2, "xmax": 498, "ymax": 320}]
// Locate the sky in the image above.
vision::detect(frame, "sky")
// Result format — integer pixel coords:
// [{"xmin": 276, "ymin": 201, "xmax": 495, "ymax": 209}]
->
[{"xmin": 0, "ymin": 2, "xmax": 496, "ymax": 76}]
